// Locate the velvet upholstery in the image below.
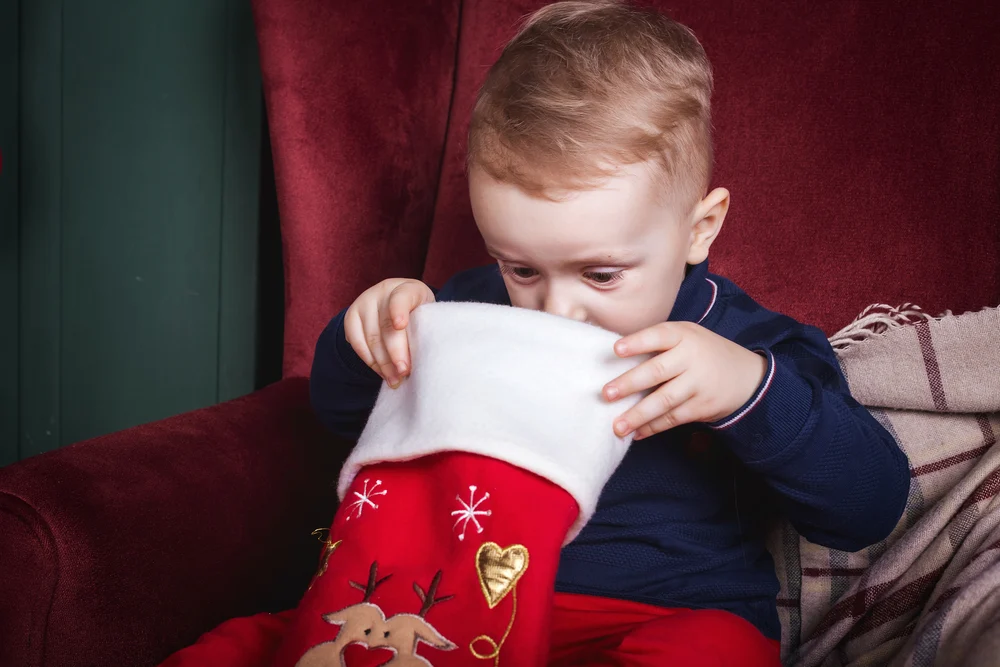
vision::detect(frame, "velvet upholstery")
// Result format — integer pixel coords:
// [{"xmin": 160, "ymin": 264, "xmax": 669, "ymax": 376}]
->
[
  {"xmin": 266, "ymin": 0, "xmax": 1000, "ymax": 382},
  {"xmin": 0, "ymin": 379, "xmax": 346, "ymax": 667},
  {"xmin": 0, "ymin": 1, "xmax": 997, "ymax": 666},
  {"xmin": 254, "ymin": 0, "xmax": 463, "ymax": 378}
]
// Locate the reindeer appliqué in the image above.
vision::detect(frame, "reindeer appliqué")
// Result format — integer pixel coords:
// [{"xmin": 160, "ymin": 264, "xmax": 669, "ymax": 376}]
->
[{"xmin": 295, "ymin": 563, "xmax": 456, "ymax": 667}]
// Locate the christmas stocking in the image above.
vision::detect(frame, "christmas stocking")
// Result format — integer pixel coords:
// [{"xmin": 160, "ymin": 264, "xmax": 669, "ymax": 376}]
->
[{"xmin": 272, "ymin": 302, "xmax": 646, "ymax": 667}]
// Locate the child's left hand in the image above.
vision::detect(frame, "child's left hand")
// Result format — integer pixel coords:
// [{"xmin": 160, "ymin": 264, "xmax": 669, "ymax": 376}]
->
[{"xmin": 604, "ymin": 321, "xmax": 767, "ymax": 440}]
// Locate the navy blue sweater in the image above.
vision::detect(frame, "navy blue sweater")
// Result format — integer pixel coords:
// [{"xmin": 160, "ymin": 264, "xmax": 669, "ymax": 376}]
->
[{"xmin": 309, "ymin": 261, "xmax": 911, "ymax": 640}]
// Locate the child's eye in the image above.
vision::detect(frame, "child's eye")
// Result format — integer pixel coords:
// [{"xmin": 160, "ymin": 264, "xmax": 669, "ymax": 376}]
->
[
  {"xmin": 585, "ymin": 270, "xmax": 624, "ymax": 285},
  {"xmin": 499, "ymin": 264, "xmax": 539, "ymax": 281}
]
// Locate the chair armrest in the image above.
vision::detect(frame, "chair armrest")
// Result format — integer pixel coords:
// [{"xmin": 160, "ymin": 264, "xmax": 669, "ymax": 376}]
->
[{"xmin": 0, "ymin": 377, "xmax": 351, "ymax": 667}]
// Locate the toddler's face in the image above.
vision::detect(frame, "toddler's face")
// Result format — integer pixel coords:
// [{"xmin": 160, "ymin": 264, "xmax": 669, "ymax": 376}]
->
[{"xmin": 470, "ymin": 164, "xmax": 702, "ymax": 335}]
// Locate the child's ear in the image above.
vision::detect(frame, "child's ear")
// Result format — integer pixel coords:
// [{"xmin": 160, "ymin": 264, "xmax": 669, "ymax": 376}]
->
[{"xmin": 686, "ymin": 187, "xmax": 730, "ymax": 265}]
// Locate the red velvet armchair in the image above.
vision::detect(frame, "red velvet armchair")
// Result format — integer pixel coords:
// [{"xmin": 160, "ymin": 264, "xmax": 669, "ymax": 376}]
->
[{"xmin": 1, "ymin": 2, "xmax": 997, "ymax": 666}]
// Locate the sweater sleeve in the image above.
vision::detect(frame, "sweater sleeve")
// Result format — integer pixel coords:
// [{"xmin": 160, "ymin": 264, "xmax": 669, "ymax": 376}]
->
[
  {"xmin": 709, "ymin": 322, "xmax": 911, "ymax": 552},
  {"xmin": 309, "ymin": 265, "xmax": 509, "ymax": 440},
  {"xmin": 309, "ymin": 308, "xmax": 383, "ymax": 441}
]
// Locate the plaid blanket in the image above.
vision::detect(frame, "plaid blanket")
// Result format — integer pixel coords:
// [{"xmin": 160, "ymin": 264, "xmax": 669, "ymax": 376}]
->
[{"xmin": 772, "ymin": 305, "xmax": 1000, "ymax": 667}]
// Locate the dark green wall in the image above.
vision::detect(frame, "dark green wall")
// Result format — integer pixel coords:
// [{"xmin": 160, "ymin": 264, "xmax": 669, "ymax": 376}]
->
[
  {"xmin": 1, "ymin": 0, "xmax": 266, "ymax": 465},
  {"xmin": 1, "ymin": 0, "xmax": 19, "ymax": 466}
]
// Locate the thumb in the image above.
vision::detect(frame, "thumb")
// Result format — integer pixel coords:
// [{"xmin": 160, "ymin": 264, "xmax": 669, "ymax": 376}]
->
[{"xmin": 387, "ymin": 282, "xmax": 433, "ymax": 330}]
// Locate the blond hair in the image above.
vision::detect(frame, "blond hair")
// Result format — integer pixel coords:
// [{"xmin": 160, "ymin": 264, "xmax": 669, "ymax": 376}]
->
[{"xmin": 469, "ymin": 0, "xmax": 714, "ymax": 205}]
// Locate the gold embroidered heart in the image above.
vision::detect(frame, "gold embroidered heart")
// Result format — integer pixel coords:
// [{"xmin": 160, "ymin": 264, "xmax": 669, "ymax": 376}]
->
[{"xmin": 475, "ymin": 542, "xmax": 529, "ymax": 609}]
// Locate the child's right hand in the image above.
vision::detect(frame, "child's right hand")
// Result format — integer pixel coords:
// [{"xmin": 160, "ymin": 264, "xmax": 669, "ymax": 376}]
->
[{"xmin": 344, "ymin": 278, "xmax": 435, "ymax": 388}]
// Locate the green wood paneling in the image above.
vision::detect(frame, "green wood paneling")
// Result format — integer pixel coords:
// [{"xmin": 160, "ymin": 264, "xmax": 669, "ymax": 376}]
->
[
  {"xmin": 1, "ymin": 0, "xmax": 20, "ymax": 466},
  {"xmin": 59, "ymin": 0, "xmax": 226, "ymax": 444},
  {"xmin": 7, "ymin": 0, "xmax": 263, "ymax": 459},
  {"xmin": 218, "ymin": 0, "xmax": 263, "ymax": 403},
  {"xmin": 18, "ymin": 0, "xmax": 62, "ymax": 459}
]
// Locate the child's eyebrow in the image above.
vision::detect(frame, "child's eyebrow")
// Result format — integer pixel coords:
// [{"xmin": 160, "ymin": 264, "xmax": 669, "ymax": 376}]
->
[
  {"xmin": 566, "ymin": 253, "xmax": 637, "ymax": 267},
  {"xmin": 486, "ymin": 246, "xmax": 636, "ymax": 267},
  {"xmin": 484, "ymin": 246, "xmax": 511, "ymax": 261}
]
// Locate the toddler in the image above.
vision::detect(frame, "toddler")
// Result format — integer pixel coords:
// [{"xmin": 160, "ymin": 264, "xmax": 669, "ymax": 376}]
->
[{"xmin": 309, "ymin": 0, "xmax": 911, "ymax": 664}]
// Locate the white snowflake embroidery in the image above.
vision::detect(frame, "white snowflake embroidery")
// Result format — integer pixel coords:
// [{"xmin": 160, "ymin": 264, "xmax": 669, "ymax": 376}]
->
[
  {"xmin": 346, "ymin": 478, "xmax": 387, "ymax": 520},
  {"xmin": 451, "ymin": 485, "xmax": 492, "ymax": 541}
]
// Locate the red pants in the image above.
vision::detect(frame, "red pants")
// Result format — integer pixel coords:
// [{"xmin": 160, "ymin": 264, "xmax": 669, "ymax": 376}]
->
[
  {"xmin": 548, "ymin": 593, "xmax": 781, "ymax": 667},
  {"xmin": 159, "ymin": 593, "xmax": 781, "ymax": 667}
]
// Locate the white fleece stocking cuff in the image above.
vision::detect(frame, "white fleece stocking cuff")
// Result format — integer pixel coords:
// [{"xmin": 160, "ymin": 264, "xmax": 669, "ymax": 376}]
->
[{"xmin": 337, "ymin": 302, "xmax": 645, "ymax": 543}]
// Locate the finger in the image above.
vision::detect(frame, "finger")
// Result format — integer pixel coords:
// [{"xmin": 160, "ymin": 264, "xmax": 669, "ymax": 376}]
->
[
  {"xmin": 605, "ymin": 350, "xmax": 684, "ymax": 401},
  {"xmin": 614, "ymin": 378, "xmax": 696, "ymax": 437},
  {"xmin": 614, "ymin": 322, "xmax": 685, "ymax": 358},
  {"xmin": 361, "ymin": 304, "xmax": 399, "ymax": 386},
  {"xmin": 344, "ymin": 308, "xmax": 375, "ymax": 368},
  {"xmin": 634, "ymin": 402, "xmax": 697, "ymax": 440},
  {"xmin": 381, "ymin": 322, "xmax": 411, "ymax": 378},
  {"xmin": 379, "ymin": 298, "xmax": 414, "ymax": 377}
]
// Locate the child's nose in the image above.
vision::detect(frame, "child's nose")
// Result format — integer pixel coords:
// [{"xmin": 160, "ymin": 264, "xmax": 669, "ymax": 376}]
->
[{"xmin": 542, "ymin": 290, "xmax": 586, "ymax": 322}]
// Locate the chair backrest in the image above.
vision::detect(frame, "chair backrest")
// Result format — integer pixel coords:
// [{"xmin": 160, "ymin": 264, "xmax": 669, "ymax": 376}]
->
[{"xmin": 255, "ymin": 0, "xmax": 1000, "ymax": 378}]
